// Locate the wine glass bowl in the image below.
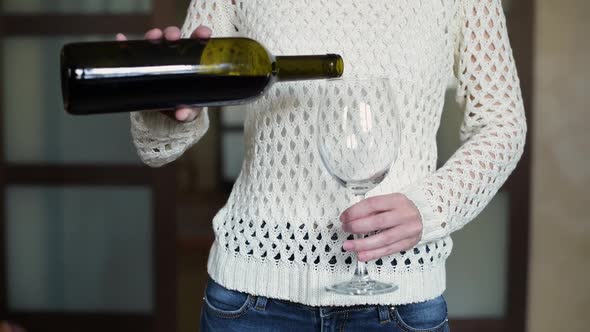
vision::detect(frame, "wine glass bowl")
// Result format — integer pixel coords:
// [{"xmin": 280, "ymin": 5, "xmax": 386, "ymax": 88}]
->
[
  {"xmin": 316, "ymin": 77, "xmax": 401, "ymax": 295},
  {"xmin": 317, "ymin": 79, "xmax": 400, "ymax": 193}
]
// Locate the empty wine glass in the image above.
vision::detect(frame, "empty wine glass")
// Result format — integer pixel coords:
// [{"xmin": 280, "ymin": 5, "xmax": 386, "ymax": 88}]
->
[{"xmin": 317, "ymin": 77, "xmax": 401, "ymax": 295}]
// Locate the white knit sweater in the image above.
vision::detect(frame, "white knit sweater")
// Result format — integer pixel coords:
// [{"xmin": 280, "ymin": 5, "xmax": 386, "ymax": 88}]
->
[{"xmin": 131, "ymin": 0, "xmax": 527, "ymax": 306}]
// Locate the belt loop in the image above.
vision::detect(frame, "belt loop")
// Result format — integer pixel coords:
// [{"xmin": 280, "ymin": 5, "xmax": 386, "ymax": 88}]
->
[
  {"xmin": 254, "ymin": 295, "xmax": 268, "ymax": 311},
  {"xmin": 319, "ymin": 307, "xmax": 329, "ymax": 318},
  {"xmin": 377, "ymin": 305, "xmax": 391, "ymax": 324}
]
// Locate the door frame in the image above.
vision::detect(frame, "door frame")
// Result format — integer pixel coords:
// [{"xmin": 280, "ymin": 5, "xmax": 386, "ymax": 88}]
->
[
  {"xmin": 452, "ymin": 0, "xmax": 535, "ymax": 330},
  {"xmin": 0, "ymin": 1, "xmax": 179, "ymax": 331}
]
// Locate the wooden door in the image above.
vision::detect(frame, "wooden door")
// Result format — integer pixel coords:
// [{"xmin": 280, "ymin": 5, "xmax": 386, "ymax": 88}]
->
[{"xmin": 0, "ymin": 1, "xmax": 178, "ymax": 331}]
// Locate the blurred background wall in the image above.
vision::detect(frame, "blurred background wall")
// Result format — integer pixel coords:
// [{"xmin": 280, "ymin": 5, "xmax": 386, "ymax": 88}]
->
[{"xmin": 527, "ymin": 0, "xmax": 590, "ymax": 331}]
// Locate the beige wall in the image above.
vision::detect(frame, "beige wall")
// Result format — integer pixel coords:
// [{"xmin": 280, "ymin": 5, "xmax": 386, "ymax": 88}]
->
[{"xmin": 528, "ymin": 0, "xmax": 590, "ymax": 331}]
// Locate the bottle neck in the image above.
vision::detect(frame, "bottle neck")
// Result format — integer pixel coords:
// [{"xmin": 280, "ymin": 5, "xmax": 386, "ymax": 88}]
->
[{"xmin": 273, "ymin": 54, "xmax": 344, "ymax": 82}]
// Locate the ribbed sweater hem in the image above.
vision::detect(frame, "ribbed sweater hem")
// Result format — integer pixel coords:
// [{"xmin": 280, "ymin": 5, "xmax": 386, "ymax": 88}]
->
[{"xmin": 206, "ymin": 240, "xmax": 447, "ymax": 307}]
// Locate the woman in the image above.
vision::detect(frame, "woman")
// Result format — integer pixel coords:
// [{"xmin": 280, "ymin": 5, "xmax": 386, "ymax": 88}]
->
[{"xmin": 119, "ymin": 0, "xmax": 527, "ymax": 330}]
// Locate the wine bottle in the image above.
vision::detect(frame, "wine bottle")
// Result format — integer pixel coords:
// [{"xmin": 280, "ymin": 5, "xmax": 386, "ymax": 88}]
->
[{"xmin": 60, "ymin": 37, "xmax": 344, "ymax": 115}]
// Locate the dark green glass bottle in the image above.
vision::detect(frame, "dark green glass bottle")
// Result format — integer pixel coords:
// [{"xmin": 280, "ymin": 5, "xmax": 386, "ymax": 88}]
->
[{"xmin": 60, "ymin": 37, "xmax": 344, "ymax": 115}]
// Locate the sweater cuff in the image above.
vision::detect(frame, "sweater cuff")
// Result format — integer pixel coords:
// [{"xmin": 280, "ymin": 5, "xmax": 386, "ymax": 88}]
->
[
  {"xmin": 401, "ymin": 185, "xmax": 449, "ymax": 245},
  {"xmin": 130, "ymin": 108, "xmax": 210, "ymax": 167},
  {"xmin": 131, "ymin": 107, "xmax": 210, "ymax": 139}
]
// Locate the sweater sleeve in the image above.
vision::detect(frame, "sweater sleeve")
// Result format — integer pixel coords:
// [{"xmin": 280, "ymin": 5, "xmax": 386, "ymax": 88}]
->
[
  {"xmin": 131, "ymin": 0, "xmax": 239, "ymax": 167},
  {"xmin": 401, "ymin": 0, "xmax": 527, "ymax": 244}
]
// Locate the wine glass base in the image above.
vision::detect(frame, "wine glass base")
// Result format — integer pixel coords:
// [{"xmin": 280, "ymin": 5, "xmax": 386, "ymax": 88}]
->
[{"xmin": 326, "ymin": 278, "xmax": 399, "ymax": 296}]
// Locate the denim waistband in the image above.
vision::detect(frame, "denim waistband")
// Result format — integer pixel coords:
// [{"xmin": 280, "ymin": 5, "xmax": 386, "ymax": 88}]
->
[{"xmin": 256, "ymin": 295, "xmax": 391, "ymax": 323}]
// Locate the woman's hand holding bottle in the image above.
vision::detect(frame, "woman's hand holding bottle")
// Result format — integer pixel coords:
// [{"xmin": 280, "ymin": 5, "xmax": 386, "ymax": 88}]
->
[{"xmin": 116, "ymin": 25, "xmax": 213, "ymax": 122}]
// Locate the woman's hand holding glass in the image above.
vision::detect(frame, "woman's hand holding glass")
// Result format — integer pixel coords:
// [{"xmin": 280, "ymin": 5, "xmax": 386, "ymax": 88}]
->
[{"xmin": 340, "ymin": 193, "xmax": 423, "ymax": 262}]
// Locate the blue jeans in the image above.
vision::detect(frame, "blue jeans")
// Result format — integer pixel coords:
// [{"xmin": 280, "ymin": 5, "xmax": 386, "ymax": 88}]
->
[{"xmin": 200, "ymin": 276, "xmax": 450, "ymax": 332}]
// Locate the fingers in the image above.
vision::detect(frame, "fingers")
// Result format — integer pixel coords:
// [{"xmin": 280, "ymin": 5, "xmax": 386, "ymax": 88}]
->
[
  {"xmin": 144, "ymin": 26, "xmax": 186, "ymax": 42},
  {"xmin": 340, "ymin": 194, "xmax": 403, "ymax": 223},
  {"xmin": 164, "ymin": 26, "xmax": 182, "ymax": 41},
  {"xmin": 343, "ymin": 224, "xmax": 417, "ymax": 253},
  {"xmin": 191, "ymin": 25, "xmax": 213, "ymax": 39},
  {"xmin": 339, "ymin": 193, "xmax": 424, "ymax": 261},
  {"xmin": 160, "ymin": 108, "xmax": 200, "ymax": 122},
  {"xmin": 356, "ymin": 238, "xmax": 419, "ymax": 262},
  {"xmin": 130, "ymin": 24, "xmax": 211, "ymax": 43},
  {"xmin": 144, "ymin": 28, "xmax": 164, "ymax": 40},
  {"xmin": 342, "ymin": 210, "xmax": 403, "ymax": 234},
  {"xmin": 116, "ymin": 33, "xmax": 128, "ymax": 41},
  {"xmin": 175, "ymin": 107, "xmax": 201, "ymax": 122}
]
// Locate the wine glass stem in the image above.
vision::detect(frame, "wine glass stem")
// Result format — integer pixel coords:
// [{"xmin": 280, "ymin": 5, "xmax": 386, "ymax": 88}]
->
[
  {"xmin": 352, "ymin": 193, "xmax": 370, "ymax": 281},
  {"xmin": 353, "ymin": 233, "xmax": 370, "ymax": 280}
]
